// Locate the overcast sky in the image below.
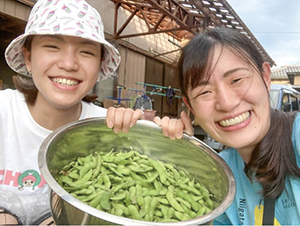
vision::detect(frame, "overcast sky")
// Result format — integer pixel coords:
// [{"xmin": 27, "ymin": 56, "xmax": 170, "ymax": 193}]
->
[{"xmin": 226, "ymin": 0, "xmax": 300, "ymax": 69}]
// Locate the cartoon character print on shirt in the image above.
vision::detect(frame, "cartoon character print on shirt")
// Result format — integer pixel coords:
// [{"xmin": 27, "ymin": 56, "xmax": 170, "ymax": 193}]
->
[
  {"xmin": 254, "ymin": 204, "xmax": 280, "ymax": 225},
  {"xmin": 17, "ymin": 170, "xmax": 41, "ymax": 191}
]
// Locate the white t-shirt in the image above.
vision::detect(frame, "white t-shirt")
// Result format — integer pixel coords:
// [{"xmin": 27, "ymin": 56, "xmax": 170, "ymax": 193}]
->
[{"xmin": 0, "ymin": 89, "xmax": 107, "ymax": 224}]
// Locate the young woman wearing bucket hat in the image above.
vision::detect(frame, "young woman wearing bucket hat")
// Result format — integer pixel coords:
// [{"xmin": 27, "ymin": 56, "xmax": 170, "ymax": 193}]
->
[
  {"xmin": 0, "ymin": 0, "xmax": 142, "ymax": 224},
  {"xmin": 154, "ymin": 27, "xmax": 300, "ymax": 225}
]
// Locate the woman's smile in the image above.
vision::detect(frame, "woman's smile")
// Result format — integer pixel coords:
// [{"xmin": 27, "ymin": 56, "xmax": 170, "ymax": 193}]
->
[
  {"xmin": 50, "ymin": 77, "xmax": 80, "ymax": 86},
  {"xmin": 219, "ymin": 111, "xmax": 250, "ymax": 127}
]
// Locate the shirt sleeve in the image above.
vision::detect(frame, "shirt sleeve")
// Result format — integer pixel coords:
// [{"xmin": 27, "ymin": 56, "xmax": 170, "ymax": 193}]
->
[{"xmin": 212, "ymin": 212, "xmax": 232, "ymax": 225}]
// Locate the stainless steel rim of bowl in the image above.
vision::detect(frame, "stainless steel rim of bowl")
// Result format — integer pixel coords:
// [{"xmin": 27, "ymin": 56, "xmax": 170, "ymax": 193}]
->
[{"xmin": 38, "ymin": 117, "xmax": 236, "ymax": 225}]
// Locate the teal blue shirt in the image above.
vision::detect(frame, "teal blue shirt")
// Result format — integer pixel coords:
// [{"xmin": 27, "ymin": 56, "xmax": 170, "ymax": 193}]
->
[{"xmin": 213, "ymin": 113, "xmax": 300, "ymax": 225}]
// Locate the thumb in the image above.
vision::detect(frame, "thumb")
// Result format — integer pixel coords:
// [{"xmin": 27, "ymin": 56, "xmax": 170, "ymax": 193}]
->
[
  {"xmin": 180, "ymin": 111, "xmax": 194, "ymax": 136},
  {"xmin": 153, "ymin": 116, "xmax": 162, "ymax": 127}
]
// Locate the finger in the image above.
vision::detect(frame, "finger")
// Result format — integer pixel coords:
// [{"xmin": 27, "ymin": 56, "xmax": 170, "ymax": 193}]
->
[
  {"xmin": 175, "ymin": 120, "xmax": 184, "ymax": 139},
  {"xmin": 129, "ymin": 109, "xmax": 143, "ymax": 128},
  {"xmin": 106, "ymin": 107, "xmax": 116, "ymax": 128},
  {"xmin": 161, "ymin": 117, "xmax": 170, "ymax": 137},
  {"xmin": 112, "ymin": 107, "xmax": 125, "ymax": 133},
  {"xmin": 153, "ymin": 116, "xmax": 162, "ymax": 127},
  {"xmin": 167, "ymin": 119, "xmax": 178, "ymax": 140},
  {"xmin": 181, "ymin": 111, "xmax": 194, "ymax": 136},
  {"xmin": 121, "ymin": 108, "xmax": 135, "ymax": 133}
]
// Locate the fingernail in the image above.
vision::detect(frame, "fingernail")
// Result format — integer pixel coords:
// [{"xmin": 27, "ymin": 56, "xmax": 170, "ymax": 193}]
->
[
  {"xmin": 130, "ymin": 121, "xmax": 135, "ymax": 127},
  {"xmin": 114, "ymin": 128, "xmax": 120, "ymax": 133},
  {"xmin": 163, "ymin": 131, "xmax": 168, "ymax": 136},
  {"xmin": 108, "ymin": 121, "xmax": 113, "ymax": 128},
  {"xmin": 122, "ymin": 128, "xmax": 128, "ymax": 133},
  {"xmin": 177, "ymin": 133, "xmax": 182, "ymax": 138},
  {"xmin": 170, "ymin": 135, "xmax": 175, "ymax": 140}
]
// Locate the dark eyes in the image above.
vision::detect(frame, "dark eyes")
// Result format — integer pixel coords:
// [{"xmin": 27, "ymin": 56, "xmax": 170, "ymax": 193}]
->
[
  {"xmin": 44, "ymin": 45, "xmax": 59, "ymax": 49},
  {"xmin": 80, "ymin": 51, "xmax": 95, "ymax": 56},
  {"xmin": 191, "ymin": 90, "xmax": 211, "ymax": 100},
  {"xmin": 43, "ymin": 45, "xmax": 95, "ymax": 56},
  {"xmin": 199, "ymin": 90, "xmax": 211, "ymax": 96},
  {"xmin": 231, "ymin": 78, "xmax": 242, "ymax": 85}
]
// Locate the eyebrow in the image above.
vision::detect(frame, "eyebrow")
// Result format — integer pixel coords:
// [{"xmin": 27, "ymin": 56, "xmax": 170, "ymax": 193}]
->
[
  {"xmin": 39, "ymin": 35, "xmax": 99, "ymax": 47},
  {"xmin": 196, "ymin": 67, "xmax": 249, "ymax": 87},
  {"xmin": 223, "ymin": 67, "xmax": 249, "ymax": 77}
]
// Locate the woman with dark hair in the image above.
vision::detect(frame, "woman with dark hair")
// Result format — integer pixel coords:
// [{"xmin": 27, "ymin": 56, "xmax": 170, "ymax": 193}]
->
[
  {"xmin": 0, "ymin": 0, "xmax": 142, "ymax": 224},
  {"xmin": 155, "ymin": 27, "xmax": 300, "ymax": 225}
]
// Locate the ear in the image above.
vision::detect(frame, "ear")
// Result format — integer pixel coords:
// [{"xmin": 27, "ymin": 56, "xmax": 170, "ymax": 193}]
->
[
  {"xmin": 261, "ymin": 62, "xmax": 271, "ymax": 91},
  {"xmin": 183, "ymin": 97, "xmax": 195, "ymax": 115},
  {"xmin": 22, "ymin": 47, "xmax": 32, "ymax": 72}
]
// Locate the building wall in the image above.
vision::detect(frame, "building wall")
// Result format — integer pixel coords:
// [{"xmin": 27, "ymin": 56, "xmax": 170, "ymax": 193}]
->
[
  {"xmin": 118, "ymin": 46, "xmax": 146, "ymax": 90},
  {"xmin": 87, "ymin": 0, "xmax": 181, "ymax": 64},
  {"xmin": 0, "ymin": 0, "xmax": 31, "ymax": 19},
  {"xmin": 0, "ymin": 0, "xmax": 30, "ymax": 89},
  {"xmin": 87, "ymin": 0, "xmax": 182, "ymax": 116},
  {"xmin": 294, "ymin": 75, "xmax": 300, "ymax": 85},
  {"xmin": 271, "ymin": 80, "xmax": 289, "ymax": 85}
]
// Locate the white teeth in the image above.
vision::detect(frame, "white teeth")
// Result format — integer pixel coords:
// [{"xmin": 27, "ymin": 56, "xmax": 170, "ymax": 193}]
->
[
  {"xmin": 219, "ymin": 112, "xmax": 250, "ymax": 127},
  {"xmin": 51, "ymin": 78, "xmax": 79, "ymax": 86}
]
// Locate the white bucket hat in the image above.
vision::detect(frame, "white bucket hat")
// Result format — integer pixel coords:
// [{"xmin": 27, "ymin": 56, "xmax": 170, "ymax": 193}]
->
[{"xmin": 5, "ymin": 0, "xmax": 121, "ymax": 80}]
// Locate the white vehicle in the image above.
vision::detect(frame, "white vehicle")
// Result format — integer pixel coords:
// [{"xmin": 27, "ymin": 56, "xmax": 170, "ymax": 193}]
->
[{"xmin": 269, "ymin": 84, "xmax": 300, "ymax": 111}]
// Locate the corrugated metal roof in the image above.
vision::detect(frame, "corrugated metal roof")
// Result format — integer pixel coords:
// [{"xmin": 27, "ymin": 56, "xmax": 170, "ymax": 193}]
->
[
  {"xmin": 111, "ymin": 0, "xmax": 275, "ymax": 67},
  {"xmin": 271, "ymin": 65, "xmax": 300, "ymax": 79}
]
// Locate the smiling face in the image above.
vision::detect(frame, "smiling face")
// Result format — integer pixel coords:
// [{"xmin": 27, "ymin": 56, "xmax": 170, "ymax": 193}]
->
[
  {"xmin": 23, "ymin": 35, "xmax": 101, "ymax": 109},
  {"xmin": 186, "ymin": 46, "xmax": 271, "ymax": 155}
]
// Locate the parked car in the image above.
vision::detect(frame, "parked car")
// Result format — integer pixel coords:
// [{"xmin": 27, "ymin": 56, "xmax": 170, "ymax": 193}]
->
[
  {"xmin": 200, "ymin": 84, "xmax": 300, "ymax": 151},
  {"xmin": 269, "ymin": 84, "xmax": 300, "ymax": 112}
]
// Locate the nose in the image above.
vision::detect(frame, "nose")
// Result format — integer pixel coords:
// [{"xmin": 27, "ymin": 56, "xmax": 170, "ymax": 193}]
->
[
  {"xmin": 57, "ymin": 48, "xmax": 79, "ymax": 71},
  {"xmin": 215, "ymin": 85, "xmax": 240, "ymax": 112}
]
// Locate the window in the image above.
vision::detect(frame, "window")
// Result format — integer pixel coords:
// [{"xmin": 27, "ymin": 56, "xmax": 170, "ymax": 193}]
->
[
  {"xmin": 281, "ymin": 93, "xmax": 290, "ymax": 111},
  {"xmin": 291, "ymin": 95, "xmax": 299, "ymax": 111}
]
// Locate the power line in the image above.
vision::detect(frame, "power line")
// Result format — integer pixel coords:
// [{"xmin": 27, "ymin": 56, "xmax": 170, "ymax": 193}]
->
[{"xmin": 253, "ymin": 31, "xmax": 300, "ymax": 34}]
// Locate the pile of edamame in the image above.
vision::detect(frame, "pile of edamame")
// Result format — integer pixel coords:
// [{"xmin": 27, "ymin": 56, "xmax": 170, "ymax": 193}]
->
[{"xmin": 57, "ymin": 149, "xmax": 215, "ymax": 222}]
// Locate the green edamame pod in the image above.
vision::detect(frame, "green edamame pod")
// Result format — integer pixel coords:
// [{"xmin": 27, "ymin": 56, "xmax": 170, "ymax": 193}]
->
[
  {"xmin": 175, "ymin": 197, "xmax": 191, "ymax": 209},
  {"xmin": 196, "ymin": 206, "xmax": 206, "ymax": 217},
  {"xmin": 100, "ymin": 190, "xmax": 112, "ymax": 211},
  {"xmin": 89, "ymin": 193, "xmax": 103, "ymax": 208},
  {"xmin": 67, "ymin": 171, "xmax": 80, "ymax": 180},
  {"xmin": 128, "ymin": 205, "xmax": 142, "ymax": 220},
  {"xmin": 63, "ymin": 181, "xmax": 92, "ymax": 192},
  {"xmin": 103, "ymin": 175, "xmax": 111, "ymax": 189},
  {"xmin": 178, "ymin": 183, "xmax": 201, "ymax": 196},
  {"xmin": 148, "ymin": 159, "xmax": 167, "ymax": 184},
  {"xmin": 157, "ymin": 198, "xmax": 169, "ymax": 205},
  {"xmin": 114, "ymin": 208, "xmax": 123, "ymax": 216},
  {"xmin": 79, "ymin": 159, "xmax": 96, "ymax": 178},
  {"xmin": 166, "ymin": 191, "xmax": 184, "ymax": 212},
  {"xmin": 149, "ymin": 197, "xmax": 159, "ymax": 221},
  {"xmin": 206, "ymin": 198, "xmax": 213, "ymax": 209},
  {"xmin": 93, "ymin": 154, "xmax": 102, "ymax": 178},
  {"xmin": 110, "ymin": 192, "xmax": 126, "ymax": 201},
  {"xmin": 74, "ymin": 169, "xmax": 93, "ymax": 185},
  {"xmin": 141, "ymin": 190, "xmax": 159, "ymax": 197},
  {"xmin": 137, "ymin": 196, "xmax": 145, "ymax": 207},
  {"xmin": 175, "ymin": 190, "xmax": 200, "ymax": 212}
]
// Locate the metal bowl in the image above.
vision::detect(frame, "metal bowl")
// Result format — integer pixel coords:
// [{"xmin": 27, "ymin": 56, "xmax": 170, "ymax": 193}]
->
[{"xmin": 38, "ymin": 117, "xmax": 235, "ymax": 225}]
